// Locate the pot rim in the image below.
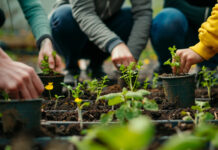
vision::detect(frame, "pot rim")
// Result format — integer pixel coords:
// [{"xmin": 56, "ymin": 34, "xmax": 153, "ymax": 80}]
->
[
  {"xmin": 159, "ymin": 73, "xmax": 196, "ymax": 80},
  {"xmin": 0, "ymin": 99, "xmax": 43, "ymax": 103}
]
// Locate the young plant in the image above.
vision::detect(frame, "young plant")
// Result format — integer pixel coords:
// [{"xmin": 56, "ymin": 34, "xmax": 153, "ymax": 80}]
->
[
  {"xmin": 152, "ymin": 73, "xmax": 159, "ymax": 89},
  {"xmin": 0, "ymin": 91, "xmax": 10, "ymax": 101},
  {"xmin": 71, "ymin": 83, "xmax": 84, "ymax": 99},
  {"xmin": 96, "ymin": 76, "xmax": 108, "ymax": 101},
  {"xmin": 164, "ymin": 45, "xmax": 180, "ymax": 75},
  {"xmin": 74, "ymin": 98, "xmax": 90, "ymax": 129},
  {"xmin": 40, "ymin": 51, "xmax": 57, "ymax": 75},
  {"xmin": 199, "ymin": 66, "xmax": 218, "ymax": 99},
  {"xmin": 143, "ymin": 77, "xmax": 150, "ymax": 90},
  {"xmin": 120, "ymin": 62, "xmax": 143, "ymax": 91},
  {"xmin": 45, "ymin": 82, "xmax": 53, "ymax": 99},
  {"xmin": 84, "ymin": 79, "xmax": 98, "ymax": 94},
  {"xmin": 54, "ymin": 94, "xmax": 65, "ymax": 109},
  {"xmin": 181, "ymin": 101, "xmax": 214, "ymax": 125},
  {"xmin": 98, "ymin": 88, "xmax": 158, "ymax": 123}
]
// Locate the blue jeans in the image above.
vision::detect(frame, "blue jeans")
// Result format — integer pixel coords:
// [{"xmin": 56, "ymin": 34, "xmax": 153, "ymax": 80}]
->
[
  {"xmin": 151, "ymin": 8, "xmax": 218, "ymax": 69},
  {"xmin": 50, "ymin": 5, "xmax": 133, "ymax": 71}
]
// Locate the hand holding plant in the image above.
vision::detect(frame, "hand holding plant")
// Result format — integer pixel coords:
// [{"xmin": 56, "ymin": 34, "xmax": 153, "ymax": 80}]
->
[{"xmin": 164, "ymin": 46, "xmax": 180, "ymax": 75}]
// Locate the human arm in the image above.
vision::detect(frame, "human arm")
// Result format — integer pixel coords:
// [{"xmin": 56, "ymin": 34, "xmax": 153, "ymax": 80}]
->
[
  {"xmin": 0, "ymin": 48, "xmax": 44, "ymax": 100},
  {"xmin": 18, "ymin": 0, "xmax": 62, "ymax": 72},
  {"xmin": 174, "ymin": 4, "xmax": 218, "ymax": 74}
]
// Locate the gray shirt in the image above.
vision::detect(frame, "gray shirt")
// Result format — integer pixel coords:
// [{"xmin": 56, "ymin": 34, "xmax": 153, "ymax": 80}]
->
[{"xmin": 53, "ymin": 0, "xmax": 152, "ymax": 60}]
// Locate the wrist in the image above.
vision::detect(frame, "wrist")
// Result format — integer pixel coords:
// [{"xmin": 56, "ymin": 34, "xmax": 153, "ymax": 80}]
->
[
  {"xmin": 36, "ymin": 35, "xmax": 53, "ymax": 50},
  {"xmin": 105, "ymin": 38, "xmax": 124, "ymax": 53}
]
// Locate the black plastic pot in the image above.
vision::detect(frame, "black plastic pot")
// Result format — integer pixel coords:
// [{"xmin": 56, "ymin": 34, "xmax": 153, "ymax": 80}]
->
[
  {"xmin": 0, "ymin": 99, "xmax": 42, "ymax": 133},
  {"xmin": 160, "ymin": 74, "xmax": 195, "ymax": 108},
  {"xmin": 38, "ymin": 73, "xmax": 64, "ymax": 97}
]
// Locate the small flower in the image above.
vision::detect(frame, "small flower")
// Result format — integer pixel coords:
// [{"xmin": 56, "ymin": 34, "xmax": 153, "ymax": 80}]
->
[
  {"xmin": 45, "ymin": 82, "xmax": 53, "ymax": 91},
  {"xmin": 75, "ymin": 98, "xmax": 82, "ymax": 103}
]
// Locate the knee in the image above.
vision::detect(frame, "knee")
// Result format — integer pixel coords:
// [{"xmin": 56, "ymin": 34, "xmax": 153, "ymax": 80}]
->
[
  {"xmin": 50, "ymin": 5, "xmax": 73, "ymax": 33},
  {"xmin": 151, "ymin": 8, "xmax": 188, "ymax": 38}
]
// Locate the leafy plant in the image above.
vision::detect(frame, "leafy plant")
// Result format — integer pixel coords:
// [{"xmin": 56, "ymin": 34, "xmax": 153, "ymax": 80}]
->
[
  {"xmin": 54, "ymin": 94, "xmax": 64, "ymax": 109},
  {"xmin": 181, "ymin": 101, "xmax": 214, "ymax": 125},
  {"xmin": 61, "ymin": 82, "xmax": 84, "ymax": 99},
  {"xmin": 40, "ymin": 51, "xmax": 57, "ymax": 75},
  {"xmin": 0, "ymin": 91, "xmax": 10, "ymax": 101},
  {"xmin": 84, "ymin": 79, "xmax": 98, "ymax": 94},
  {"xmin": 120, "ymin": 62, "xmax": 143, "ymax": 91},
  {"xmin": 73, "ymin": 116, "xmax": 154, "ymax": 150},
  {"xmin": 164, "ymin": 45, "xmax": 180, "ymax": 75},
  {"xmin": 98, "ymin": 88, "xmax": 158, "ymax": 123},
  {"xmin": 96, "ymin": 76, "xmax": 108, "ymax": 101},
  {"xmin": 199, "ymin": 66, "xmax": 218, "ymax": 99},
  {"xmin": 74, "ymin": 98, "xmax": 90, "ymax": 129},
  {"xmin": 152, "ymin": 73, "xmax": 159, "ymax": 89},
  {"xmin": 143, "ymin": 77, "xmax": 150, "ymax": 90}
]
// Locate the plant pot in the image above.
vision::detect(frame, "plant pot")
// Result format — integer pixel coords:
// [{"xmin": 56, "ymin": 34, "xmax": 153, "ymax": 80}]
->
[
  {"xmin": 38, "ymin": 73, "xmax": 64, "ymax": 98},
  {"xmin": 0, "ymin": 99, "xmax": 42, "ymax": 133},
  {"xmin": 160, "ymin": 74, "xmax": 195, "ymax": 108}
]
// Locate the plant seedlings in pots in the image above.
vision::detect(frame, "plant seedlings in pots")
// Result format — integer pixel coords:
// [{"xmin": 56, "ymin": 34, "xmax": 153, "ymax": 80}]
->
[
  {"xmin": 160, "ymin": 46, "xmax": 195, "ymax": 108},
  {"xmin": 0, "ymin": 91, "xmax": 42, "ymax": 135},
  {"xmin": 38, "ymin": 51, "xmax": 64, "ymax": 97}
]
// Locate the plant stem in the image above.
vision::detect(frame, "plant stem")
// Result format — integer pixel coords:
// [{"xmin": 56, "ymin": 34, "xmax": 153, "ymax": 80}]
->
[
  {"xmin": 54, "ymin": 99, "xmax": 58, "ymax": 109},
  {"xmin": 208, "ymin": 86, "xmax": 211, "ymax": 99},
  {"xmin": 78, "ymin": 107, "xmax": 83, "ymax": 129},
  {"xmin": 48, "ymin": 90, "xmax": 52, "ymax": 100}
]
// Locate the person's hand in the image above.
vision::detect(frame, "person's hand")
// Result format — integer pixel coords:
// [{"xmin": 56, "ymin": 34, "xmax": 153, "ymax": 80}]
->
[
  {"xmin": 111, "ymin": 43, "xmax": 136, "ymax": 69},
  {"xmin": 38, "ymin": 38, "xmax": 62, "ymax": 72},
  {"xmin": 0, "ymin": 48, "xmax": 44, "ymax": 100},
  {"xmin": 173, "ymin": 48, "xmax": 204, "ymax": 74}
]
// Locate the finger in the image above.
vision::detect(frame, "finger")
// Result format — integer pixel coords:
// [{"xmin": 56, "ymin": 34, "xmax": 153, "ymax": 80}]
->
[
  {"xmin": 20, "ymin": 82, "xmax": 32, "ymax": 100},
  {"xmin": 8, "ymin": 90, "xmax": 20, "ymax": 100},
  {"xmin": 183, "ymin": 61, "xmax": 191, "ymax": 73},
  {"xmin": 31, "ymin": 71, "xmax": 44, "ymax": 96},
  {"xmin": 48, "ymin": 53, "xmax": 55, "ymax": 69},
  {"xmin": 179, "ymin": 56, "xmax": 185, "ymax": 73},
  {"xmin": 54, "ymin": 54, "xmax": 62, "ymax": 72},
  {"xmin": 25, "ymin": 75, "xmax": 39, "ymax": 99},
  {"xmin": 38, "ymin": 52, "xmax": 44, "ymax": 68}
]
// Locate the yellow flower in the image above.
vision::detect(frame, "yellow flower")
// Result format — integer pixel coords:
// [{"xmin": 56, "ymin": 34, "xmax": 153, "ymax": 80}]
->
[
  {"xmin": 45, "ymin": 82, "xmax": 53, "ymax": 91},
  {"xmin": 75, "ymin": 98, "xmax": 82, "ymax": 103},
  {"xmin": 144, "ymin": 59, "xmax": 150, "ymax": 65}
]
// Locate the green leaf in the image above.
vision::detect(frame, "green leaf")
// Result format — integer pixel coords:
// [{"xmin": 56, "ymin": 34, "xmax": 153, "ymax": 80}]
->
[
  {"xmin": 136, "ymin": 89, "xmax": 150, "ymax": 96},
  {"xmin": 98, "ymin": 93, "xmax": 122, "ymax": 101},
  {"xmin": 80, "ymin": 102, "xmax": 90, "ymax": 110},
  {"xmin": 159, "ymin": 133, "xmax": 205, "ymax": 150},
  {"xmin": 115, "ymin": 105, "xmax": 126, "ymax": 122},
  {"xmin": 182, "ymin": 116, "xmax": 193, "ymax": 121},
  {"xmin": 100, "ymin": 111, "xmax": 114, "ymax": 125},
  {"xmin": 212, "ymin": 132, "xmax": 218, "ymax": 148},
  {"xmin": 108, "ymin": 96, "xmax": 124, "ymax": 106},
  {"xmin": 143, "ymin": 99, "xmax": 159, "ymax": 111},
  {"xmin": 199, "ymin": 112, "xmax": 214, "ymax": 122},
  {"xmin": 0, "ymin": 113, "xmax": 2, "ymax": 118},
  {"xmin": 126, "ymin": 91, "xmax": 143, "ymax": 100}
]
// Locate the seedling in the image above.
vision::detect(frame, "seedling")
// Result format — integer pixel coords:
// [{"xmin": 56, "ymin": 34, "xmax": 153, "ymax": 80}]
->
[
  {"xmin": 143, "ymin": 77, "xmax": 150, "ymax": 90},
  {"xmin": 74, "ymin": 98, "xmax": 90, "ymax": 129},
  {"xmin": 84, "ymin": 79, "xmax": 98, "ymax": 94},
  {"xmin": 96, "ymin": 76, "xmax": 108, "ymax": 101},
  {"xmin": 54, "ymin": 94, "xmax": 64, "ymax": 109},
  {"xmin": 152, "ymin": 73, "xmax": 159, "ymax": 89},
  {"xmin": 98, "ymin": 88, "xmax": 158, "ymax": 123},
  {"xmin": 40, "ymin": 51, "xmax": 57, "ymax": 75},
  {"xmin": 61, "ymin": 82, "xmax": 84, "ymax": 99},
  {"xmin": 181, "ymin": 101, "xmax": 214, "ymax": 125},
  {"xmin": 120, "ymin": 62, "xmax": 143, "ymax": 91},
  {"xmin": 164, "ymin": 45, "xmax": 180, "ymax": 75},
  {"xmin": 0, "ymin": 91, "xmax": 10, "ymax": 101},
  {"xmin": 45, "ymin": 82, "xmax": 53, "ymax": 99},
  {"xmin": 199, "ymin": 66, "xmax": 218, "ymax": 99}
]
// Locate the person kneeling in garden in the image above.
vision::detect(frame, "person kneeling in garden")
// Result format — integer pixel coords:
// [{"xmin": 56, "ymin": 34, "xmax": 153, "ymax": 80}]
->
[
  {"xmin": 0, "ymin": 0, "xmax": 63, "ymax": 100},
  {"xmin": 151, "ymin": 0, "xmax": 218, "ymax": 74},
  {"xmin": 50, "ymin": 0, "xmax": 152, "ymax": 82},
  {"xmin": 173, "ymin": 3, "xmax": 218, "ymax": 74}
]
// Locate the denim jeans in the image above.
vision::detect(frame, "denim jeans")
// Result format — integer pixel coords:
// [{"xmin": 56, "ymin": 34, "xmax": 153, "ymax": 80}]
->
[
  {"xmin": 151, "ymin": 8, "xmax": 218, "ymax": 69},
  {"xmin": 50, "ymin": 4, "xmax": 133, "ymax": 72}
]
